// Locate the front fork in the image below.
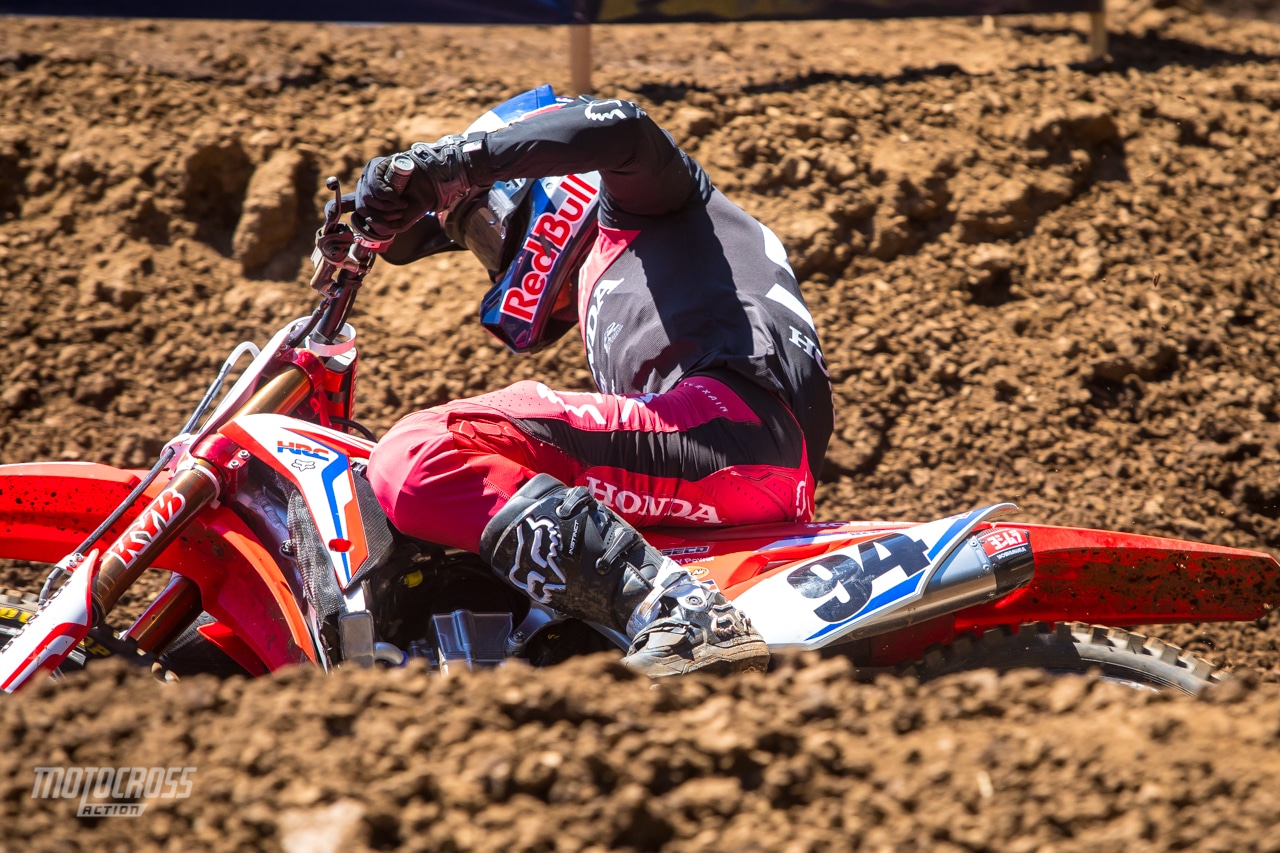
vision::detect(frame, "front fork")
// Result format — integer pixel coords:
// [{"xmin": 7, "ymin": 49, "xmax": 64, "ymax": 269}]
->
[
  {"xmin": 0, "ymin": 367, "xmax": 314, "ymax": 692},
  {"xmin": 100, "ymin": 463, "xmax": 222, "ymax": 648}
]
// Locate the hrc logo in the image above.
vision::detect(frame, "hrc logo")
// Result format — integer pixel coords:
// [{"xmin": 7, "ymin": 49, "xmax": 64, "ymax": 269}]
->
[{"xmin": 276, "ymin": 440, "xmax": 330, "ymax": 461}]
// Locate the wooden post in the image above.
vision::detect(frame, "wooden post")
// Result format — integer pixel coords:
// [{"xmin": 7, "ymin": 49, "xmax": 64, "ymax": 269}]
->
[
  {"xmin": 982, "ymin": 15, "xmax": 996, "ymax": 34},
  {"xmin": 570, "ymin": 24, "xmax": 592, "ymax": 95},
  {"xmin": 1088, "ymin": 1, "xmax": 1108, "ymax": 60}
]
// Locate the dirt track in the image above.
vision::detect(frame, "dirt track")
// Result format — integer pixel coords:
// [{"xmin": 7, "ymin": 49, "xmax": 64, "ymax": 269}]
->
[{"xmin": 2, "ymin": 2, "xmax": 1280, "ymax": 849}]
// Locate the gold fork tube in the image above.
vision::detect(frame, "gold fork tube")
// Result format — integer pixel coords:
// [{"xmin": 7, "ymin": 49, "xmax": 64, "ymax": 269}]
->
[
  {"xmin": 126, "ymin": 574, "xmax": 204, "ymax": 653},
  {"xmin": 91, "ymin": 462, "xmax": 222, "ymax": 616},
  {"xmin": 238, "ymin": 366, "xmax": 314, "ymax": 421}
]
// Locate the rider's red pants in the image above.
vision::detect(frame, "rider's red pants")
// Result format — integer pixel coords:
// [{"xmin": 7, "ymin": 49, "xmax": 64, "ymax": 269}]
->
[{"xmin": 366, "ymin": 374, "xmax": 815, "ymax": 553}]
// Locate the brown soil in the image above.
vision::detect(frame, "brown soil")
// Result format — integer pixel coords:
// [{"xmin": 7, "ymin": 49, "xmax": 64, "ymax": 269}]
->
[{"xmin": 2, "ymin": 2, "xmax": 1280, "ymax": 849}]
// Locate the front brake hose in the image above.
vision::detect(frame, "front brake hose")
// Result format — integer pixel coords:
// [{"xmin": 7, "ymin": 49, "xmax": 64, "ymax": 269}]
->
[
  {"xmin": 37, "ymin": 342, "xmax": 258, "ymax": 603},
  {"xmin": 37, "ymin": 445, "xmax": 176, "ymax": 603}
]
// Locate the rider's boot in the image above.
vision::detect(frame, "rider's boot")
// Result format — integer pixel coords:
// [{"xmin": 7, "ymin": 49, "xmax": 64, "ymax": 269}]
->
[{"xmin": 479, "ymin": 474, "xmax": 770, "ymax": 677}]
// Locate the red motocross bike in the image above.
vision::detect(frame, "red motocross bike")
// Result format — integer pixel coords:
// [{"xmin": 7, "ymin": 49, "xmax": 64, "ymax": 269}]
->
[{"xmin": 0, "ymin": 173, "xmax": 1276, "ymax": 695}]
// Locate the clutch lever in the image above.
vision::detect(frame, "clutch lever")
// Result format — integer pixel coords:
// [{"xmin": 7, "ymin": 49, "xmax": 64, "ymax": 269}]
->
[{"xmin": 324, "ymin": 189, "xmax": 358, "ymax": 223}]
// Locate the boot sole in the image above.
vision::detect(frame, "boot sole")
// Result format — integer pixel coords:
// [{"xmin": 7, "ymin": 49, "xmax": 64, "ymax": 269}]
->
[{"xmin": 622, "ymin": 638, "xmax": 771, "ymax": 678}]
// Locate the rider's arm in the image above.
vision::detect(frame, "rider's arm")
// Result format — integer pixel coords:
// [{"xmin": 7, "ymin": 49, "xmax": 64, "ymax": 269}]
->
[{"xmin": 479, "ymin": 99, "xmax": 712, "ymax": 227}]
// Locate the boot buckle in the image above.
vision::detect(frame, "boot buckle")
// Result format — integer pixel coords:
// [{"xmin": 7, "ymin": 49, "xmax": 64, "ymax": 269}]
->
[{"xmin": 624, "ymin": 562, "xmax": 715, "ymax": 637}]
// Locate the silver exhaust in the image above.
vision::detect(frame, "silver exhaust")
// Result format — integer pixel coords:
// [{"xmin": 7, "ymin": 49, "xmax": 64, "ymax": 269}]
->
[{"xmin": 836, "ymin": 527, "xmax": 1035, "ymax": 643}]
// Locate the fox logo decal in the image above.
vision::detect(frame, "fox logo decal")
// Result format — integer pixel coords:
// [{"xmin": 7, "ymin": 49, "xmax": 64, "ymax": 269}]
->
[
  {"xmin": 584, "ymin": 99, "xmax": 642, "ymax": 123},
  {"xmin": 510, "ymin": 518, "xmax": 567, "ymax": 603}
]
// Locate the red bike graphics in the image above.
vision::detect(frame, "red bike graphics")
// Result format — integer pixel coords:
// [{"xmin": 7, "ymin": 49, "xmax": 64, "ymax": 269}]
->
[{"xmin": 223, "ymin": 415, "xmax": 376, "ymax": 588}]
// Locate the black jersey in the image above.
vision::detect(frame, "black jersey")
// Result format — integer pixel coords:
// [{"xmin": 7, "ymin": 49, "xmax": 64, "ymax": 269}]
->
[{"xmin": 482, "ymin": 98, "xmax": 834, "ymax": 477}]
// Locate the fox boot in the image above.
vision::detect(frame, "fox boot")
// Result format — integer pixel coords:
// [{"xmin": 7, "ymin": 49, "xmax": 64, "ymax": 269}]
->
[{"xmin": 479, "ymin": 474, "xmax": 770, "ymax": 677}]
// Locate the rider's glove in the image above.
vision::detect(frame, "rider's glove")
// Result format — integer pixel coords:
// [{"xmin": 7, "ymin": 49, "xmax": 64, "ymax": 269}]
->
[{"xmin": 353, "ymin": 133, "xmax": 492, "ymax": 241}]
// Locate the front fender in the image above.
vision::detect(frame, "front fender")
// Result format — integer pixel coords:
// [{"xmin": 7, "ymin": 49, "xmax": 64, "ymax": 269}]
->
[{"xmin": 0, "ymin": 462, "xmax": 315, "ymax": 670}]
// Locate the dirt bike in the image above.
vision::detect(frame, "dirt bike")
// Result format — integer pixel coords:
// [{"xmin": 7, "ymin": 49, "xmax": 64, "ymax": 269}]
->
[{"xmin": 1, "ymin": 171, "xmax": 1277, "ymax": 696}]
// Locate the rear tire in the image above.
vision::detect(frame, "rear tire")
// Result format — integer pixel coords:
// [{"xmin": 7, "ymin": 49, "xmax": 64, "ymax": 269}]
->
[{"xmin": 901, "ymin": 621, "xmax": 1223, "ymax": 696}]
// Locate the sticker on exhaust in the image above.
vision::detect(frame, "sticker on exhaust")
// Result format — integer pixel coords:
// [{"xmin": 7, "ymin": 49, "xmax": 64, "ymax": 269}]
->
[{"xmin": 978, "ymin": 528, "xmax": 1030, "ymax": 560}]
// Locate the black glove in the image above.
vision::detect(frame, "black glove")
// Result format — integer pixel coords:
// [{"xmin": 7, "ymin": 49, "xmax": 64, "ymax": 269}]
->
[
  {"xmin": 352, "ymin": 155, "xmax": 426, "ymax": 240},
  {"xmin": 353, "ymin": 134, "xmax": 490, "ymax": 241}
]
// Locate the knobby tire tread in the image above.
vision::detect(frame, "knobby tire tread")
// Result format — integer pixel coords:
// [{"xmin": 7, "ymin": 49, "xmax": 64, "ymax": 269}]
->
[{"xmin": 901, "ymin": 621, "xmax": 1224, "ymax": 697}]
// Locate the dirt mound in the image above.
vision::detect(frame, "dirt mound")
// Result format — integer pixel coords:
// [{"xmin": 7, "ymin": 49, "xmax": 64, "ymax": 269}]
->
[
  {"xmin": 2, "ymin": 2, "xmax": 1280, "ymax": 848},
  {"xmin": 5, "ymin": 655, "xmax": 1280, "ymax": 852}
]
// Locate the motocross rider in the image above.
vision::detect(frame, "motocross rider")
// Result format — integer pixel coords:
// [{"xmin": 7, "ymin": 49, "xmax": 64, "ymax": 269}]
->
[{"xmin": 353, "ymin": 87, "xmax": 834, "ymax": 677}]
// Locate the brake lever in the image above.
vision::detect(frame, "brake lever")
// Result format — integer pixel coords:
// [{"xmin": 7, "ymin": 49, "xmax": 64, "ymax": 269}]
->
[
  {"xmin": 308, "ymin": 158, "xmax": 414, "ymax": 298},
  {"xmin": 311, "ymin": 178, "xmax": 361, "ymax": 295}
]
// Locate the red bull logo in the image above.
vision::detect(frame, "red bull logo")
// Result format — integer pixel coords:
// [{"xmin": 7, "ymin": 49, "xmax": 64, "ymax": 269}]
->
[{"xmin": 501, "ymin": 174, "xmax": 598, "ymax": 324}]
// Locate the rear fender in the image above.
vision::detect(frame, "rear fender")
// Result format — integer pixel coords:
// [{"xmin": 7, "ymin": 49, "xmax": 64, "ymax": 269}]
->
[
  {"xmin": 957, "ymin": 522, "xmax": 1280, "ymax": 629},
  {"xmin": 0, "ymin": 462, "xmax": 315, "ymax": 670},
  {"xmin": 655, "ymin": 516, "xmax": 1280, "ymax": 664},
  {"xmin": 657, "ymin": 518, "xmax": 1280, "ymax": 619}
]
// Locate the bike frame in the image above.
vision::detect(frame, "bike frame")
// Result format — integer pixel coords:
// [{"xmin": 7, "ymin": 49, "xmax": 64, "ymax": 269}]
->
[{"xmin": 3, "ymin": 445, "xmax": 1276, "ymax": 684}]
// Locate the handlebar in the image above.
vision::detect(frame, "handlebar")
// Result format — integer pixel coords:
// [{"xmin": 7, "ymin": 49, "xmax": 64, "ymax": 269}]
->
[{"xmin": 388, "ymin": 155, "xmax": 415, "ymax": 190}]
